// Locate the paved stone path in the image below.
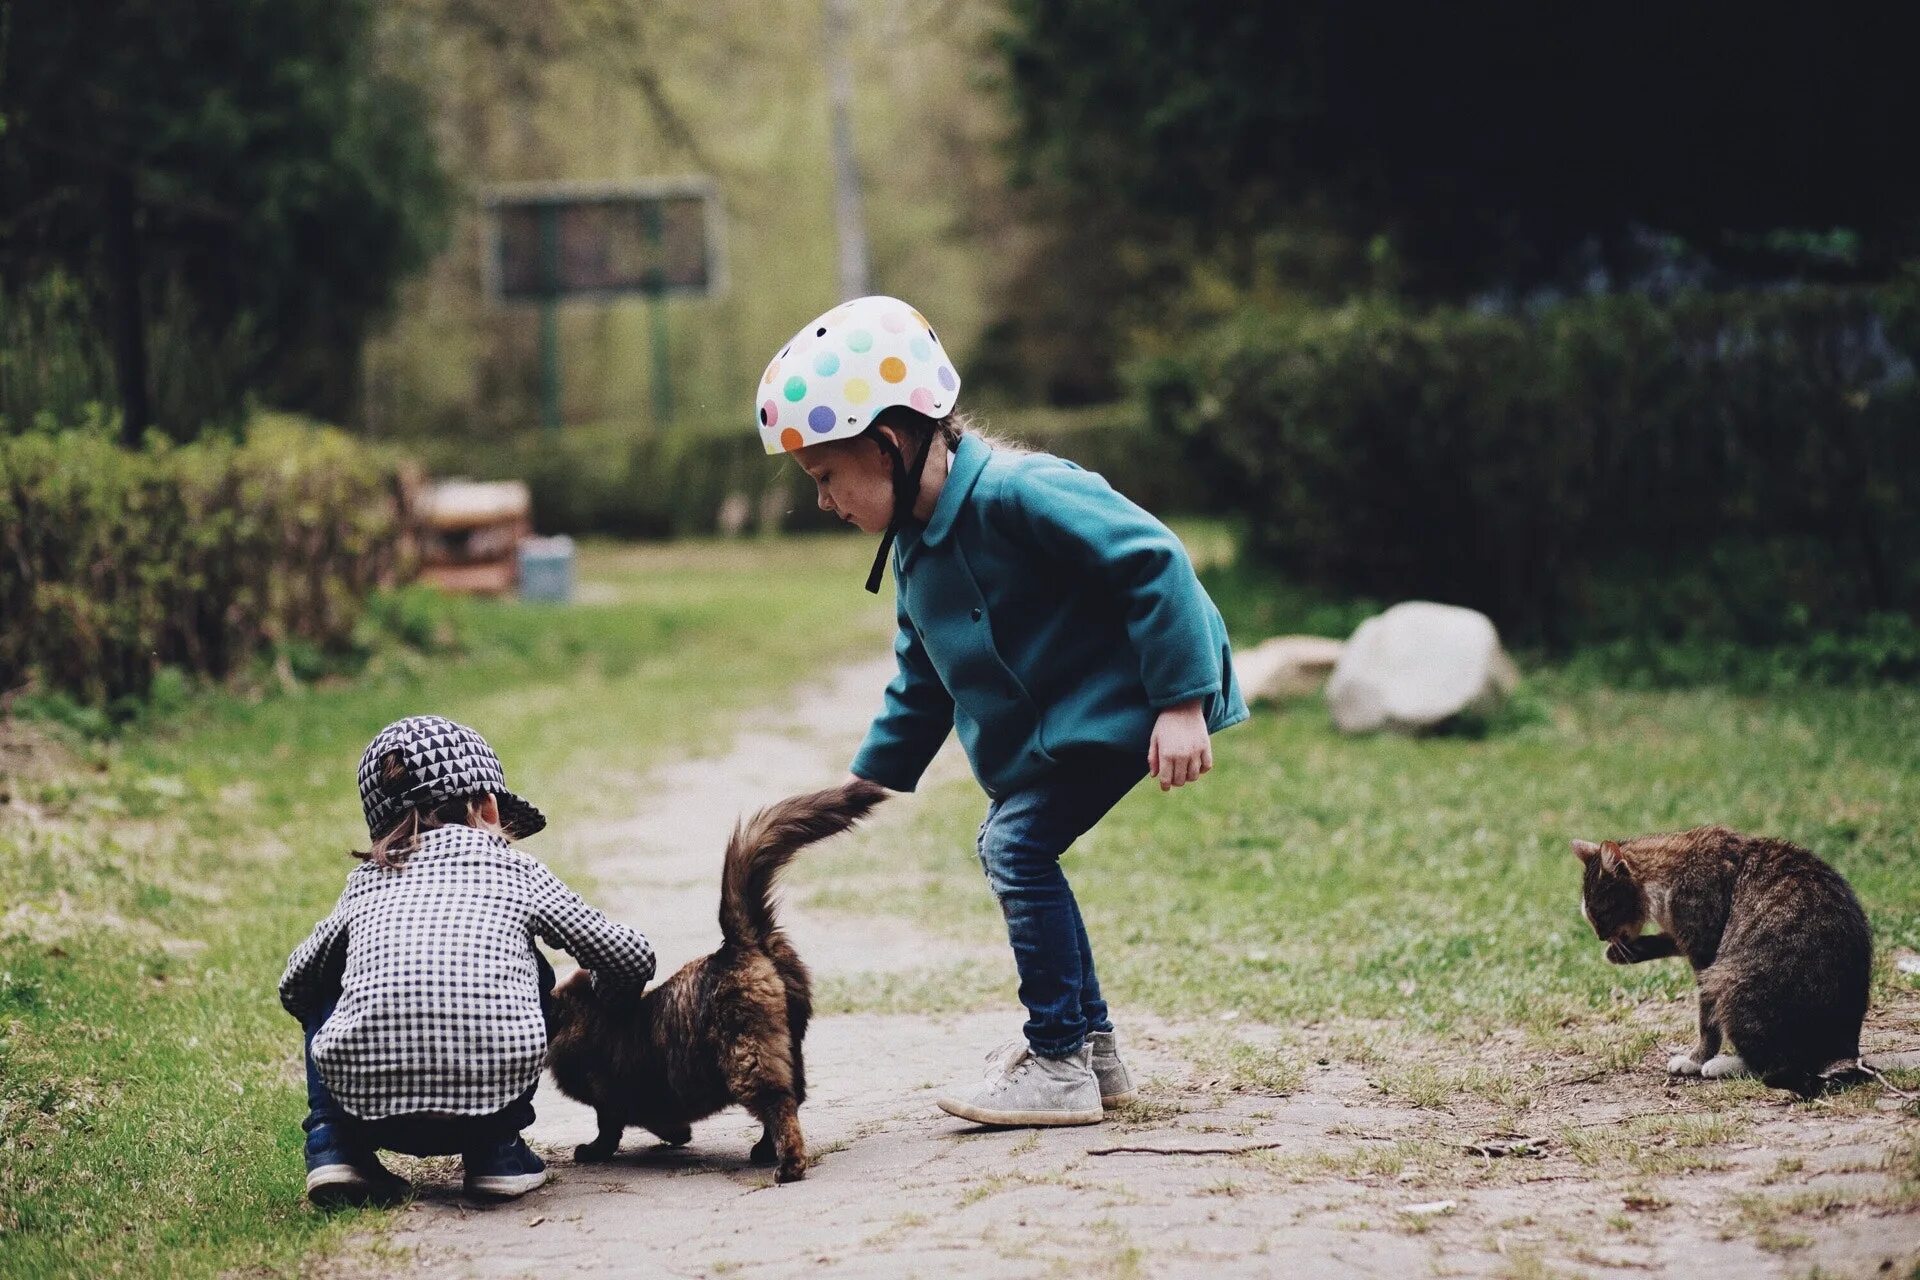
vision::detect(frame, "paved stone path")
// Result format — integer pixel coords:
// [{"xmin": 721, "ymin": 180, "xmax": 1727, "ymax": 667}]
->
[{"xmin": 347, "ymin": 660, "xmax": 1920, "ymax": 1280}]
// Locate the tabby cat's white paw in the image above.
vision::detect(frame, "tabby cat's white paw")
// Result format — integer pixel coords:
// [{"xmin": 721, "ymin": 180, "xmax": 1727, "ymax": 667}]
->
[
  {"xmin": 1667, "ymin": 1053, "xmax": 1704, "ymax": 1076},
  {"xmin": 1700, "ymin": 1054, "xmax": 1748, "ymax": 1079}
]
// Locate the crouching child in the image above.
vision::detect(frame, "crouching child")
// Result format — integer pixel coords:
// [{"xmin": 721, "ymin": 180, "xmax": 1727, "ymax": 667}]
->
[{"xmin": 280, "ymin": 715, "xmax": 655, "ymax": 1207}]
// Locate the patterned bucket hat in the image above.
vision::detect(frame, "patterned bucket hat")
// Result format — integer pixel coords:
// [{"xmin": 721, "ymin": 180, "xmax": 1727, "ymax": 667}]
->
[{"xmin": 356, "ymin": 715, "xmax": 547, "ymax": 840}]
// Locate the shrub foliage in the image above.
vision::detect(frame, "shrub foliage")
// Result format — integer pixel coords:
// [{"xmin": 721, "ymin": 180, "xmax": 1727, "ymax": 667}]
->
[
  {"xmin": 1141, "ymin": 288, "xmax": 1920, "ymax": 647},
  {"xmin": 0, "ymin": 418, "xmax": 416, "ymax": 705}
]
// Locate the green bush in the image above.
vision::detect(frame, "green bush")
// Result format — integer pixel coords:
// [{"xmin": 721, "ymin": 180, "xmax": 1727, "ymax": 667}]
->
[
  {"xmin": 1559, "ymin": 612, "xmax": 1920, "ymax": 691},
  {"xmin": 0, "ymin": 415, "xmax": 416, "ymax": 706},
  {"xmin": 408, "ymin": 425, "xmax": 830, "ymax": 539},
  {"xmin": 414, "ymin": 406, "xmax": 1205, "ymax": 540},
  {"xmin": 1140, "ymin": 288, "xmax": 1920, "ymax": 648}
]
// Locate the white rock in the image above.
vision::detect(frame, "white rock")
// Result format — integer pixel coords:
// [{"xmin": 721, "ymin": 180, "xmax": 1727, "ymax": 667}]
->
[
  {"xmin": 1235, "ymin": 635, "xmax": 1346, "ymax": 702},
  {"xmin": 1398, "ymin": 1200, "xmax": 1456, "ymax": 1217},
  {"xmin": 1326, "ymin": 602, "xmax": 1519, "ymax": 734}
]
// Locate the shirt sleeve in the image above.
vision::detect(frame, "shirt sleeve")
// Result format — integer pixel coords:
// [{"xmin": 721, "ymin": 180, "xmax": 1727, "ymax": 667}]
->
[
  {"xmin": 279, "ymin": 893, "xmax": 350, "ymax": 1023},
  {"xmin": 848, "ymin": 591, "xmax": 956, "ymax": 793},
  {"xmin": 1003, "ymin": 463, "xmax": 1223, "ymax": 710},
  {"xmin": 528, "ymin": 864, "xmax": 657, "ymax": 994}
]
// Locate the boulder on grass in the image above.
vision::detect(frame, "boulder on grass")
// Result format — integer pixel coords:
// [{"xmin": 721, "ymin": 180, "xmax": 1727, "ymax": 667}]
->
[
  {"xmin": 1235, "ymin": 635, "xmax": 1347, "ymax": 703},
  {"xmin": 1326, "ymin": 602, "xmax": 1519, "ymax": 734}
]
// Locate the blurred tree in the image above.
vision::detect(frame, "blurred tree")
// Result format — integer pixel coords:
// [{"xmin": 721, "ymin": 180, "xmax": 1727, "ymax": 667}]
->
[
  {"xmin": 0, "ymin": 0, "xmax": 450, "ymax": 439},
  {"xmin": 988, "ymin": 0, "xmax": 1920, "ymax": 397}
]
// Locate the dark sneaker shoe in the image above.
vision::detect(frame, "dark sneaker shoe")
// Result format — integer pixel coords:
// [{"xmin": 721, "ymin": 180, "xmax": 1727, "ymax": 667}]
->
[
  {"xmin": 304, "ymin": 1124, "xmax": 409, "ymax": 1209},
  {"xmin": 1089, "ymin": 1029, "xmax": 1138, "ymax": 1108},
  {"xmin": 936, "ymin": 1042, "xmax": 1103, "ymax": 1127},
  {"xmin": 463, "ymin": 1136, "xmax": 550, "ymax": 1199}
]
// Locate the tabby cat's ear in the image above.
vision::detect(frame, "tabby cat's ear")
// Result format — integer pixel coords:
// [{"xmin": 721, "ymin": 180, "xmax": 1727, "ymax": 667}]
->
[
  {"xmin": 1598, "ymin": 840, "xmax": 1634, "ymax": 876},
  {"xmin": 1572, "ymin": 839, "xmax": 1602, "ymax": 864}
]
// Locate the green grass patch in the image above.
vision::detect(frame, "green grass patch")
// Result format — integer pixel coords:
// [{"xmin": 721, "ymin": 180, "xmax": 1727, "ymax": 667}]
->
[
  {"xmin": 811, "ymin": 673, "xmax": 1920, "ymax": 1048},
  {"xmin": 0, "ymin": 537, "xmax": 889, "ymax": 1279}
]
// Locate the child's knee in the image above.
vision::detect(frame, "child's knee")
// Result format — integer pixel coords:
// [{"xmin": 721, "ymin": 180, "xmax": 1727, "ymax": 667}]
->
[{"xmin": 976, "ymin": 828, "xmax": 1062, "ymax": 899}]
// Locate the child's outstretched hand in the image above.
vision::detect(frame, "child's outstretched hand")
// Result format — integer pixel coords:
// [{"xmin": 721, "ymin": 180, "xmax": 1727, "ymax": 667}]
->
[{"xmin": 1148, "ymin": 700, "xmax": 1212, "ymax": 791}]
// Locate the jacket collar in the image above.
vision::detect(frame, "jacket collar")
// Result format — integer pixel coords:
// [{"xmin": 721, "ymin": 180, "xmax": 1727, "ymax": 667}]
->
[{"xmin": 919, "ymin": 432, "xmax": 989, "ymax": 549}]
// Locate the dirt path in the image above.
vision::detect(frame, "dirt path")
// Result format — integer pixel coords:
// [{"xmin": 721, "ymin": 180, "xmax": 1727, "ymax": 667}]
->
[{"xmin": 351, "ymin": 660, "xmax": 1920, "ymax": 1279}]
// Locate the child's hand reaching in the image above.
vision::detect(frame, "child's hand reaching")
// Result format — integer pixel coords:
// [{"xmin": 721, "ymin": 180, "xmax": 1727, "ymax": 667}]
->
[{"xmin": 1147, "ymin": 700, "xmax": 1212, "ymax": 791}]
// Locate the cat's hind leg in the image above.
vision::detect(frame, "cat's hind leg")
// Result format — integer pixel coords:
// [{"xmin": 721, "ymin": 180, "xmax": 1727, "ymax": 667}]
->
[{"xmin": 575, "ymin": 1110, "xmax": 625, "ymax": 1163}]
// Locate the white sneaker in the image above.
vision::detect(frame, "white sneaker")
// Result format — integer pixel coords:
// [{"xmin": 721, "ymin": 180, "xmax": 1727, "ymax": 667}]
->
[{"xmin": 936, "ymin": 1042, "xmax": 1103, "ymax": 1127}]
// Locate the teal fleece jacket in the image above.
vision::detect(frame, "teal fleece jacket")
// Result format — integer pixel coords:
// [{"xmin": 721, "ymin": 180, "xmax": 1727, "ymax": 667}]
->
[{"xmin": 849, "ymin": 433, "xmax": 1249, "ymax": 797}]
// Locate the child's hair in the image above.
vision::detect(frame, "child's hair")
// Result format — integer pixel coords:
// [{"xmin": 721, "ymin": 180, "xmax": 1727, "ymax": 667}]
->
[
  {"xmin": 353, "ymin": 750, "xmax": 506, "ymax": 868},
  {"xmin": 869, "ymin": 408, "xmax": 1033, "ymax": 458}
]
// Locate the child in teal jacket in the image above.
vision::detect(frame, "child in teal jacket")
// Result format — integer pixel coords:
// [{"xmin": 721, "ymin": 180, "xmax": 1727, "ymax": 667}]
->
[{"xmin": 756, "ymin": 295, "xmax": 1247, "ymax": 1126}]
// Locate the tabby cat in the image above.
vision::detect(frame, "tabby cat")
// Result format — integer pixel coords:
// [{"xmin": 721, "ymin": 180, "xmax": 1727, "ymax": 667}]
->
[{"xmin": 1574, "ymin": 825, "xmax": 1871, "ymax": 1097}]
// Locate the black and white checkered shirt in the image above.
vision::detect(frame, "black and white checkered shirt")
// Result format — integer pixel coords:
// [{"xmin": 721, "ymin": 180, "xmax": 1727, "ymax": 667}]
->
[{"xmin": 280, "ymin": 825, "xmax": 654, "ymax": 1120}]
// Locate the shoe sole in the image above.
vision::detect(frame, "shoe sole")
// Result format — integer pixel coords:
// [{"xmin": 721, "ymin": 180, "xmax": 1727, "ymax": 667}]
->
[
  {"xmin": 464, "ymin": 1169, "xmax": 551, "ymax": 1198},
  {"xmin": 307, "ymin": 1165, "xmax": 408, "ymax": 1210},
  {"xmin": 1100, "ymin": 1089, "xmax": 1138, "ymax": 1108},
  {"xmin": 936, "ymin": 1097, "xmax": 1103, "ymax": 1127}
]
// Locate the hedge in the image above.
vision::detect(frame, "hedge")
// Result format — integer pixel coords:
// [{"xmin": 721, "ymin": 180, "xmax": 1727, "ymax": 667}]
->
[
  {"xmin": 1139, "ymin": 288, "xmax": 1920, "ymax": 647},
  {"xmin": 0, "ymin": 416, "xmax": 416, "ymax": 706},
  {"xmin": 410, "ymin": 404, "xmax": 1205, "ymax": 541}
]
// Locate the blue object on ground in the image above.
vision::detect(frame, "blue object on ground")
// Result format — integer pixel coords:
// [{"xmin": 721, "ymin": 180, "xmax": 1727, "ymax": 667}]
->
[{"xmin": 518, "ymin": 535, "xmax": 575, "ymax": 604}]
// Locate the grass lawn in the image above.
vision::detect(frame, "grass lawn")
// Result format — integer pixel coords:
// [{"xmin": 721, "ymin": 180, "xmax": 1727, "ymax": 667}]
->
[
  {"xmin": 0, "ymin": 537, "xmax": 889, "ymax": 1280},
  {"xmin": 807, "ymin": 678, "xmax": 1920, "ymax": 1047},
  {"xmin": 5, "ymin": 527, "xmax": 1917, "ymax": 1276}
]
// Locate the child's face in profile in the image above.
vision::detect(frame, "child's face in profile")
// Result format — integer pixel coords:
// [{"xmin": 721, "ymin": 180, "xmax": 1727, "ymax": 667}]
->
[{"xmin": 795, "ymin": 436, "xmax": 896, "ymax": 535}]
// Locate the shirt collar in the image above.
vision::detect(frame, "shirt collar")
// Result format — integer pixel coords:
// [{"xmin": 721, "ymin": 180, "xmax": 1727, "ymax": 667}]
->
[{"xmin": 919, "ymin": 432, "xmax": 989, "ymax": 549}]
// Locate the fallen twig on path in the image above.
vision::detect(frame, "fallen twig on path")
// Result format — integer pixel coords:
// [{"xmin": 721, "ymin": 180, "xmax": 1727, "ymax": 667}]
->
[
  {"xmin": 1548, "ymin": 1069, "xmax": 1611, "ymax": 1088},
  {"xmin": 1462, "ymin": 1136, "xmax": 1547, "ymax": 1159},
  {"xmin": 1088, "ymin": 1142, "xmax": 1285, "ymax": 1157},
  {"xmin": 1557, "ymin": 1109, "xmax": 1682, "ymax": 1130}
]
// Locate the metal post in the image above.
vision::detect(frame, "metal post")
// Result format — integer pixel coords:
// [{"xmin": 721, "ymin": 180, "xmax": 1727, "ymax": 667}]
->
[
  {"xmin": 538, "ymin": 202, "xmax": 561, "ymax": 431},
  {"xmin": 824, "ymin": 0, "xmax": 870, "ymax": 300},
  {"xmin": 645, "ymin": 201, "xmax": 671, "ymax": 426}
]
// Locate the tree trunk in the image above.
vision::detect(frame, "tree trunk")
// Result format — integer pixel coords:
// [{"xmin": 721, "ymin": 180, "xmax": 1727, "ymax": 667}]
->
[{"xmin": 104, "ymin": 170, "xmax": 151, "ymax": 445}]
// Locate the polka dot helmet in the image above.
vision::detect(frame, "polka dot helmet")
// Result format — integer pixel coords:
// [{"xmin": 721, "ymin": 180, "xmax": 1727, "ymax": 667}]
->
[{"xmin": 755, "ymin": 295, "xmax": 962, "ymax": 455}]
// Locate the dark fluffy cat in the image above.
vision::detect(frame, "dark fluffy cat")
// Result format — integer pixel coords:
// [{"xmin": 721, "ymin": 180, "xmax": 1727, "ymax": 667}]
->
[
  {"xmin": 1574, "ymin": 825, "xmax": 1871, "ymax": 1097},
  {"xmin": 547, "ymin": 781, "xmax": 886, "ymax": 1182}
]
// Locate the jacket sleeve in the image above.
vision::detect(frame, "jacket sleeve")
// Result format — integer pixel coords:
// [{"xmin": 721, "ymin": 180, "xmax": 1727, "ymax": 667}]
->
[
  {"xmin": 848, "ymin": 593, "xmax": 955, "ymax": 793},
  {"xmin": 529, "ymin": 865, "xmax": 657, "ymax": 994},
  {"xmin": 280, "ymin": 893, "xmax": 350, "ymax": 1023},
  {"xmin": 1003, "ymin": 463, "xmax": 1223, "ymax": 710}
]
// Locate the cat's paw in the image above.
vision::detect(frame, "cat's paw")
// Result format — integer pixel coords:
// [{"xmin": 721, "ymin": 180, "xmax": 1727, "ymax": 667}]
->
[
  {"xmin": 1667, "ymin": 1053, "xmax": 1705, "ymax": 1076},
  {"xmin": 1700, "ymin": 1054, "xmax": 1748, "ymax": 1080}
]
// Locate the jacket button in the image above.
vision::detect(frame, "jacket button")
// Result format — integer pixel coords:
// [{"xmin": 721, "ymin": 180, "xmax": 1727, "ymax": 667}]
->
[{"xmin": 971, "ymin": 607, "xmax": 983, "ymax": 621}]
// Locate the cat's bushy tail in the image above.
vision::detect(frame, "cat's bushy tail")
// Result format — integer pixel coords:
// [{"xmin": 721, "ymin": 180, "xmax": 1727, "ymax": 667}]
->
[{"xmin": 718, "ymin": 780, "xmax": 888, "ymax": 950}]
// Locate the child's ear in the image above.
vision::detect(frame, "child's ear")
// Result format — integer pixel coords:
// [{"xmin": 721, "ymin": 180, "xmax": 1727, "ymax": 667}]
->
[
  {"xmin": 476, "ymin": 793, "xmax": 502, "ymax": 826},
  {"xmin": 1572, "ymin": 839, "xmax": 1602, "ymax": 864},
  {"xmin": 1598, "ymin": 840, "xmax": 1634, "ymax": 876}
]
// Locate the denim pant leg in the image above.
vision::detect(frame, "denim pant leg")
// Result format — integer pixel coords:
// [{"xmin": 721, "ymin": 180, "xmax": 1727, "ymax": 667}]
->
[
  {"xmin": 302, "ymin": 994, "xmax": 350, "ymax": 1141},
  {"xmin": 1065, "ymin": 893, "xmax": 1113, "ymax": 1036},
  {"xmin": 976, "ymin": 751, "xmax": 1145, "ymax": 1058}
]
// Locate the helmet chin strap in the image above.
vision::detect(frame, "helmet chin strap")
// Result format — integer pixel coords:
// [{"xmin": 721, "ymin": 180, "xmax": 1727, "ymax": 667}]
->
[{"xmin": 864, "ymin": 429, "xmax": 935, "ymax": 594}]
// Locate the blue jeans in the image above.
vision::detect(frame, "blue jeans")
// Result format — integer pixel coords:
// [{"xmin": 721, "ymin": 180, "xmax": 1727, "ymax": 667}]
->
[
  {"xmin": 301, "ymin": 950, "xmax": 555, "ymax": 1158},
  {"xmin": 976, "ymin": 749, "xmax": 1146, "ymax": 1058}
]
